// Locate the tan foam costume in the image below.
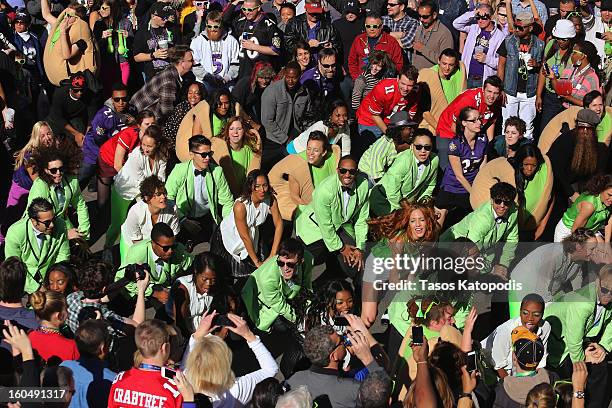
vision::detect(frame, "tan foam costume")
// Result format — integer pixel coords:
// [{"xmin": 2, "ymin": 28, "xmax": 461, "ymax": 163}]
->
[
  {"xmin": 417, "ymin": 63, "xmax": 467, "ymax": 134},
  {"xmin": 470, "ymin": 157, "xmax": 553, "ymax": 231},
  {"xmin": 175, "ymin": 100, "xmax": 242, "ymax": 162},
  {"xmin": 538, "ymin": 106, "xmax": 612, "ymax": 155},
  {"xmin": 210, "ymin": 132, "xmax": 262, "ymax": 197},
  {"xmin": 44, "ymin": 10, "xmax": 98, "ymax": 86},
  {"xmin": 268, "ymin": 145, "xmax": 342, "ymax": 221}
]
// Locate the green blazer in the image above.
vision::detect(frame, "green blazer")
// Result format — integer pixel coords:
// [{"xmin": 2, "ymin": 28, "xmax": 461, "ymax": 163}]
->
[
  {"xmin": 369, "ymin": 150, "xmax": 439, "ymax": 216},
  {"xmin": 27, "ymin": 175, "xmax": 90, "ymax": 239},
  {"xmin": 544, "ymin": 282, "xmax": 612, "ymax": 367},
  {"xmin": 165, "ymin": 160, "xmax": 233, "ymax": 223},
  {"xmin": 4, "ymin": 217, "xmax": 70, "ymax": 294},
  {"xmin": 241, "ymin": 253, "xmax": 313, "ymax": 332},
  {"xmin": 116, "ymin": 239, "xmax": 193, "ymax": 297},
  {"xmin": 440, "ymin": 201, "xmax": 518, "ymax": 267},
  {"xmin": 296, "ymin": 173, "xmax": 370, "ymax": 251}
]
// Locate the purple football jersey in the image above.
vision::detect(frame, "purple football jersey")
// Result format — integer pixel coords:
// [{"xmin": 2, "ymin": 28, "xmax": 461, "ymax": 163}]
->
[{"xmin": 441, "ymin": 134, "xmax": 488, "ymax": 194}]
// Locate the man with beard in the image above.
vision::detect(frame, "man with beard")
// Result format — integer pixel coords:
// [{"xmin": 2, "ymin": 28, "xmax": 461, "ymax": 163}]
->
[
  {"xmin": 300, "ymin": 48, "xmax": 342, "ymax": 103},
  {"xmin": 410, "ymin": 0, "xmax": 453, "ymax": 70},
  {"xmin": 190, "ymin": 11, "xmax": 240, "ymax": 92}
]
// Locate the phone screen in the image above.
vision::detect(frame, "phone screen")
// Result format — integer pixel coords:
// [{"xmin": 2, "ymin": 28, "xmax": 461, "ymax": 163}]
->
[
  {"xmin": 467, "ymin": 351, "xmax": 477, "ymax": 372},
  {"xmin": 412, "ymin": 326, "xmax": 424, "ymax": 345},
  {"xmin": 161, "ymin": 367, "xmax": 177, "ymax": 380}
]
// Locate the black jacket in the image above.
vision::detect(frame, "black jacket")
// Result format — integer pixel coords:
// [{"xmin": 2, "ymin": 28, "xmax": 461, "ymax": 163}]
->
[
  {"xmin": 284, "ymin": 14, "xmax": 342, "ymax": 58},
  {"xmin": 332, "ymin": 16, "xmax": 364, "ymax": 71}
]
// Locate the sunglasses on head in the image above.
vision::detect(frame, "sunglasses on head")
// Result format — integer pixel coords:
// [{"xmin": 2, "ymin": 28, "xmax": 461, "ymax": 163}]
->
[
  {"xmin": 494, "ymin": 198, "xmax": 513, "ymax": 206},
  {"xmin": 475, "ymin": 13, "xmax": 491, "ymax": 20},
  {"xmin": 113, "ymin": 96, "xmax": 128, "ymax": 102},
  {"xmin": 365, "ymin": 23, "xmax": 381, "ymax": 28},
  {"xmin": 413, "ymin": 144, "xmax": 432, "ymax": 151},
  {"xmin": 206, "ymin": 23, "xmax": 220, "ymax": 29},
  {"xmin": 48, "ymin": 166, "xmax": 64, "ymax": 174},
  {"xmin": 242, "ymin": 5, "xmax": 260, "ymax": 12},
  {"xmin": 277, "ymin": 260, "xmax": 297, "ymax": 269},
  {"xmin": 339, "ymin": 168, "xmax": 357, "ymax": 175},
  {"xmin": 191, "ymin": 150, "xmax": 214, "ymax": 158},
  {"xmin": 320, "ymin": 62, "xmax": 336, "ymax": 68},
  {"xmin": 154, "ymin": 240, "xmax": 176, "ymax": 251},
  {"xmin": 35, "ymin": 217, "xmax": 55, "ymax": 228}
]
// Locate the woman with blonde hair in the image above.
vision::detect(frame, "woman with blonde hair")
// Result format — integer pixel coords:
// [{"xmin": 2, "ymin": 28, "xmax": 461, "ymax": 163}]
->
[
  {"xmin": 216, "ymin": 116, "xmax": 261, "ymax": 196},
  {"xmin": 0, "ymin": 121, "xmax": 55, "ymax": 243},
  {"xmin": 28, "ymin": 290, "xmax": 79, "ymax": 363},
  {"xmin": 182, "ymin": 312, "xmax": 278, "ymax": 407}
]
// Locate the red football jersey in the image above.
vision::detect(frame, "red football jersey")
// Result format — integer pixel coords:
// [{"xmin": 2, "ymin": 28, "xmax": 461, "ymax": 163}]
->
[
  {"xmin": 356, "ymin": 78, "xmax": 420, "ymax": 127},
  {"xmin": 108, "ymin": 368, "xmax": 183, "ymax": 408},
  {"xmin": 436, "ymin": 88, "xmax": 501, "ymax": 139}
]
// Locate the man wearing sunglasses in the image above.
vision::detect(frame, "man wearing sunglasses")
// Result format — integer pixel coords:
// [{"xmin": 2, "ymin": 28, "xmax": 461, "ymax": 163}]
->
[
  {"xmin": 242, "ymin": 238, "xmax": 313, "ymax": 332},
  {"xmin": 411, "ymin": 0, "xmax": 453, "ymax": 70},
  {"xmin": 190, "ymin": 11, "xmax": 240, "ymax": 89},
  {"xmin": 497, "ymin": 12, "xmax": 544, "ymax": 140},
  {"xmin": 440, "ymin": 181, "xmax": 519, "ymax": 275},
  {"xmin": 296, "ymin": 156, "xmax": 369, "ymax": 277},
  {"xmin": 223, "ymin": 0, "xmax": 282, "ymax": 77},
  {"xmin": 544, "ymin": 264, "xmax": 612, "ymax": 407},
  {"xmin": 5, "ymin": 198, "xmax": 70, "ymax": 294},
  {"xmin": 166, "ymin": 135, "xmax": 233, "ymax": 247},
  {"xmin": 348, "ymin": 12, "xmax": 403, "ymax": 80},
  {"xmin": 45, "ymin": 72, "xmax": 90, "ymax": 145},
  {"xmin": 117, "ymin": 222, "xmax": 192, "ymax": 305},
  {"xmin": 300, "ymin": 47, "xmax": 342, "ymax": 102},
  {"xmin": 80, "ymin": 83, "xmax": 134, "ymax": 190},
  {"xmin": 454, "ymin": 3, "xmax": 506, "ymax": 89},
  {"xmin": 182, "ymin": 0, "xmax": 222, "ymax": 40}
]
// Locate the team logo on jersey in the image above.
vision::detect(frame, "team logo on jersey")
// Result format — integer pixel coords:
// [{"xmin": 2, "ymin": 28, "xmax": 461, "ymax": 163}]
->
[
  {"xmin": 272, "ymin": 36, "xmax": 281, "ymax": 48},
  {"xmin": 449, "ymin": 141, "xmax": 457, "ymax": 152},
  {"xmin": 96, "ymin": 126, "xmax": 105, "ymax": 135}
]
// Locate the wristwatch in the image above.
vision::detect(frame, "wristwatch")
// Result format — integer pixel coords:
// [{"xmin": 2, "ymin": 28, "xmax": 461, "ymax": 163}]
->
[
  {"xmin": 573, "ymin": 391, "xmax": 585, "ymax": 399},
  {"xmin": 458, "ymin": 392, "xmax": 471, "ymax": 400}
]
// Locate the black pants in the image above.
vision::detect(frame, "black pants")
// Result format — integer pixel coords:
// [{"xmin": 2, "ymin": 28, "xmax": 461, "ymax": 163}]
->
[
  {"xmin": 303, "ymin": 229, "xmax": 360, "ymax": 281},
  {"xmin": 261, "ymin": 139, "xmax": 288, "ymax": 174},
  {"xmin": 554, "ymin": 355, "xmax": 610, "ymax": 408},
  {"xmin": 177, "ymin": 213, "xmax": 216, "ymax": 248}
]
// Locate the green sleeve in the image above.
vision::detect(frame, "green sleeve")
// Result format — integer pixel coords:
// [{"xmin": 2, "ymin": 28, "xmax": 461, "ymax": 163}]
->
[
  {"xmin": 26, "ymin": 179, "xmax": 46, "ymax": 207},
  {"xmin": 215, "ymin": 168, "xmax": 234, "ymax": 219},
  {"xmin": 57, "ymin": 233, "xmax": 70, "ymax": 263},
  {"xmin": 354, "ymin": 182, "xmax": 370, "ymax": 250},
  {"xmin": 313, "ymin": 181, "xmax": 344, "ymax": 252},
  {"xmin": 598, "ymin": 315, "xmax": 612, "ymax": 353},
  {"xmin": 566, "ymin": 305, "xmax": 591, "ymax": 362},
  {"xmin": 302, "ymin": 252, "xmax": 314, "ymax": 291},
  {"xmin": 499, "ymin": 210, "xmax": 519, "ymax": 267},
  {"xmin": 165, "ymin": 165, "xmax": 182, "ymax": 201},
  {"xmin": 382, "ymin": 155, "xmax": 410, "ymax": 212},
  {"xmin": 71, "ymin": 179, "xmax": 90, "ymax": 240},
  {"xmin": 465, "ymin": 206, "xmax": 493, "ymax": 243},
  {"xmin": 4, "ymin": 225, "xmax": 22, "ymax": 259},
  {"xmin": 259, "ymin": 267, "xmax": 296, "ymax": 322}
]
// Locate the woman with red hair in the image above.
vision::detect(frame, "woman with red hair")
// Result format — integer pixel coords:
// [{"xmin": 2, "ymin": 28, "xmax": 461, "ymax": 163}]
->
[{"xmin": 361, "ymin": 200, "xmax": 440, "ymax": 327}]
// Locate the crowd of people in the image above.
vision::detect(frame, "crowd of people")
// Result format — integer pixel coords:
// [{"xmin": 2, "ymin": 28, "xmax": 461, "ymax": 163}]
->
[{"xmin": 0, "ymin": 0, "xmax": 610, "ymax": 406}]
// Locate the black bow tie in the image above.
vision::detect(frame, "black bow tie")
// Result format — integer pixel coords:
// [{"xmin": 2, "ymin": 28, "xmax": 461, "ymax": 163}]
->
[
  {"xmin": 342, "ymin": 186, "xmax": 353, "ymax": 193},
  {"xmin": 495, "ymin": 217, "xmax": 507, "ymax": 224},
  {"xmin": 194, "ymin": 169, "xmax": 206, "ymax": 176}
]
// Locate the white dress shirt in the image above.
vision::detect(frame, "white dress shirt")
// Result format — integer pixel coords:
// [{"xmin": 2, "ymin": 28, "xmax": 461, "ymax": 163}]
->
[
  {"xmin": 114, "ymin": 148, "xmax": 167, "ymax": 201},
  {"xmin": 121, "ymin": 200, "xmax": 181, "ymax": 245}
]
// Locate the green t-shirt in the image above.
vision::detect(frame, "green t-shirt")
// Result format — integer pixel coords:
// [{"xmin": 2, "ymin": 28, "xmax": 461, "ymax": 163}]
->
[
  {"xmin": 431, "ymin": 64, "xmax": 464, "ymax": 103},
  {"xmin": 212, "ymin": 114, "xmax": 227, "ymax": 137},
  {"xmin": 597, "ymin": 112, "xmax": 611, "ymax": 144},
  {"xmin": 298, "ymin": 150, "xmax": 336, "ymax": 188},
  {"xmin": 544, "ymin": 41, "xmax": 572, "ymax": 93},
  {"xmin": 562, "ymin": 193, "xmax": 611, "ymax": 231},
  {"xmin": 229, "ymin": 145, "xmax": 254, "ymax": 190},
  {"xmin": 522, "ymin": 162, "xmax": 549, "ymax": 219}
]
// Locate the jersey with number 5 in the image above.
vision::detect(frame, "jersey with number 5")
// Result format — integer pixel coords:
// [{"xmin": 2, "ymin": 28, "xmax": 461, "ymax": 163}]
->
[
  {"xmin": 356, "ymin": 78, "xmax": 420, "ymax": 127},
  {"xmin": 108, "ymin": 368, "xmax": 183, "ymax": 408}
]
